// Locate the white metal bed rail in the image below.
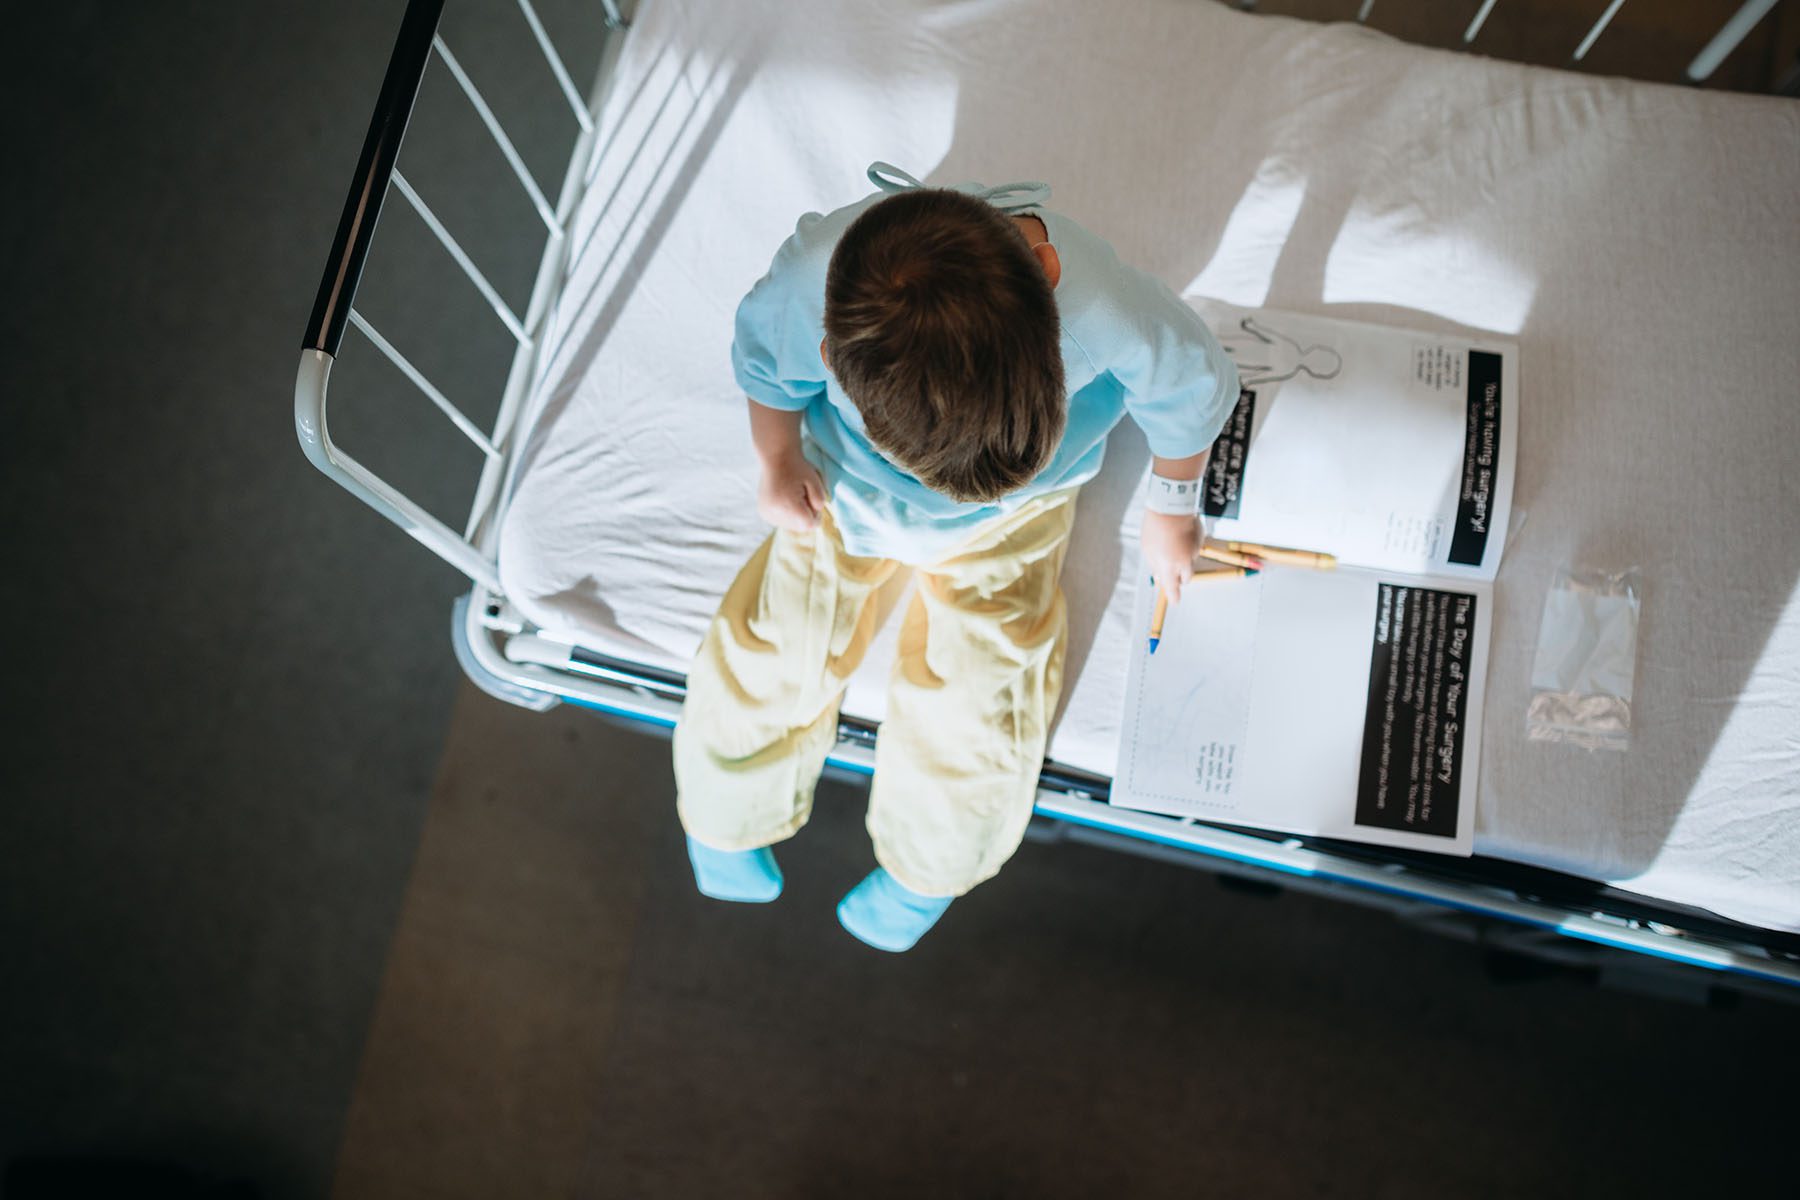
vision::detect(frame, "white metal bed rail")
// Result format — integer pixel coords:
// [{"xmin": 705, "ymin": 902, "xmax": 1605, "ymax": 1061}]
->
[
  {"xmin": 1262, "ymin": 0, "xmax": 1786, "ymax": 81},
  {"xmin": 294, "ymin": 0, "xmax": 628, "ymax": 596}
]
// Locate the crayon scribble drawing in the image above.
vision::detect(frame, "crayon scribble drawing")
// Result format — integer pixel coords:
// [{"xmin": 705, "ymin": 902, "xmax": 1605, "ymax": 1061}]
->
[{"xmin": 1127, "ymin": 576, "xmax": 1263, "ymax": 808}]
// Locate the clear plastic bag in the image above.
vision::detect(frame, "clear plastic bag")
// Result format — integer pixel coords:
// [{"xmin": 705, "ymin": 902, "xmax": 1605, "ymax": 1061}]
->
[{"xmin": 1525, "ymin": 567, "xmax": 1640, "ymax": 752}]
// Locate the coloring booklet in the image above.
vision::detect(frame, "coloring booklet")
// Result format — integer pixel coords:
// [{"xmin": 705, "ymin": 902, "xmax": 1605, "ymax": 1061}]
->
[{"xmin": 1109, "ymin": 302, "xmax": 1519, "ymax": 855}]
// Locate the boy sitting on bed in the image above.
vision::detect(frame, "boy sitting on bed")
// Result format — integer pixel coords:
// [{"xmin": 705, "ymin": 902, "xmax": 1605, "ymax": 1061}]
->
[{"xmin": 673, "ymin": 162, "xmax": 1237, "ymax": 952}]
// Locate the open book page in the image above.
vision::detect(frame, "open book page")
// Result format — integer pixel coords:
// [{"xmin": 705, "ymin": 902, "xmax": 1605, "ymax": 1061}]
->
[
  {"xmin": 1187, "ymin": 300, "xmax": 1518, "ymax": 582},
  {"xmin": 1112, "ymin": 567, "xmax": 1489, "ymax": 855}
]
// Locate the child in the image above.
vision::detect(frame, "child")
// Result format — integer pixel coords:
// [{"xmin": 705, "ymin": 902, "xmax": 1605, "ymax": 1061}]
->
[{"xmin": 673, "ymin": 163, "xmax": 1238, "ymax": 951}]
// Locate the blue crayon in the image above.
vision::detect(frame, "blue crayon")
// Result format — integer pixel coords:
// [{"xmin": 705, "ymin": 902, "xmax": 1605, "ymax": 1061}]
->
[{"xmin": 1148, "ymin": 568, "xmax": 1259, "ymax": 653}]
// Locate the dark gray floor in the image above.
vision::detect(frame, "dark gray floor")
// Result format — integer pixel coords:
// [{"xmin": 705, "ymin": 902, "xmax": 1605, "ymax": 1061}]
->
[
  {"xmin": 332, "ymin": 691, "xmax": 1800, "ymax": 1199},
  {"xmin": 1, "ymin": 2, "xmax": 602, "ymax": 1195},
  {"xmin": 1, "ymin": 4, "xmax": 1794, "ymax": 1199}
]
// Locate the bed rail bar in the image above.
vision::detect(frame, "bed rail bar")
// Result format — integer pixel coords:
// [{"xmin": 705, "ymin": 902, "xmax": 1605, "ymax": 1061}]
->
[
  {"xmin": 1689, "ymin": 0, "xmax": 1782, "ymax": 81},
  {"xmin": 297, "ymin": 0, "xmax": 627, "ymax": 592},
  {"xmin": 519, "ymin": 0, "xmax": 599, "ymax": 131},
  {"xmin": 304, "ymin": 0, "xmax": 445, "ymax": 358},
  {"xmin": 1347, "ymin": 0, "xmax": 1781, "ymax": 82},
  {"xmin": 431, "ymin": 34, "xmax": 561, "ymax": 233}
]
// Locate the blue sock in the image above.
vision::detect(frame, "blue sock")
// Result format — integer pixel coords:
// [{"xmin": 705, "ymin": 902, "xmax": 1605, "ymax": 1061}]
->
[
  {"xmin": 836, "ymin": 868, "xmax": 953, "ymax": 952},
  {"xmin": 686, "ymin": 836, "xmax": 783, "ymax": 903}
]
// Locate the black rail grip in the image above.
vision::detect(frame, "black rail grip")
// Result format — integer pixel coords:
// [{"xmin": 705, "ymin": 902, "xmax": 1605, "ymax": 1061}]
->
[{"xmin": 303, "ymin": 0, "xmax": 447, "ymax": 355}]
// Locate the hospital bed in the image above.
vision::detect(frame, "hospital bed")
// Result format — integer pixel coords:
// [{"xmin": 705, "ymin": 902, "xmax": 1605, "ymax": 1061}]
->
[{"xmin": 297, "ymin": 0, "xmax": 1800, "ymax": 998}]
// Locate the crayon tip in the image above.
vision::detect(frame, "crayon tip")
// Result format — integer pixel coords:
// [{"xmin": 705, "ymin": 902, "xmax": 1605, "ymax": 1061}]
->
[{"xmin": 1148, "ymin": 637, "xmax": 1160, "ymax": 655}]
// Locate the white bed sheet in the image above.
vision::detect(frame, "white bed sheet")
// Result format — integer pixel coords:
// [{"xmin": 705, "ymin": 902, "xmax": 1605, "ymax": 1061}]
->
[{"xmin": 499, "ymin": 0, "xmax": 1800, "ymax": 931}]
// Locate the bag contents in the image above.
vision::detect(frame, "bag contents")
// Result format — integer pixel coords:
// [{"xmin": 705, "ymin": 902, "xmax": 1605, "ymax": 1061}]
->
[{"xmin": 1525, "ymin": 566, "xmax": 1640, "ymax": 752}]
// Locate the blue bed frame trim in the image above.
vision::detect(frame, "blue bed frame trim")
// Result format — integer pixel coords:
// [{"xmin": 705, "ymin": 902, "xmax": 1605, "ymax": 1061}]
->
[{"xmin": 547, "ymin": 665, "xmax": 1800, "ymax": 995}]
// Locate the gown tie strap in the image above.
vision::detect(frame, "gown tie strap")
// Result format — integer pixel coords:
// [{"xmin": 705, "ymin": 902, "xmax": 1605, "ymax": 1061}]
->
[{"xmin": 865, "ymin": 161, "xmax": 1051, "ymax": 214}]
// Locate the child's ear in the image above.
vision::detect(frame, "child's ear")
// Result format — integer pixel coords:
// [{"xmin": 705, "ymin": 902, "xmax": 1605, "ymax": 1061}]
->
[
  {"xmin": 1033, "ymin": 242, "xmax": 1062, "ymax": 289},
  {"xmin": 819, "ymin": 338, "xmax": 829, "ymax": 368}
]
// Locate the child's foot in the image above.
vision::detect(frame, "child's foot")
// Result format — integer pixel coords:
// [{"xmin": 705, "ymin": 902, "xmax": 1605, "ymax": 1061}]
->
[
  {"xmin": 836, "ymin": 868, "xmax": 953, "ymax": 952},
  {"xmin": 686, "ymin": 836, "xmax": 783, "ymax": 903}
]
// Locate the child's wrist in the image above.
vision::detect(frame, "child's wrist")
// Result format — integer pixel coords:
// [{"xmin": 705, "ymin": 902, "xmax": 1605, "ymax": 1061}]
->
[{"xmin": 756, "ymin": 441, "xmax": 807, "ymax": 472}]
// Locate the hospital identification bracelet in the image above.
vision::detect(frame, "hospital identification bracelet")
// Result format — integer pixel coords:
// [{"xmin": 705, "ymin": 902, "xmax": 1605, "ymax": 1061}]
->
[{"xmin": 1145, "ymin": 473, "xmax": 1203, "ymax": 517}]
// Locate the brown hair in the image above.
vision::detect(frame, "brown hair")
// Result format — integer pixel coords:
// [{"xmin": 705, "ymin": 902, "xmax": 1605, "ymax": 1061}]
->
[{"xmin": 823, "ymin": 189, "xmax": 1064, "ymax": 503}]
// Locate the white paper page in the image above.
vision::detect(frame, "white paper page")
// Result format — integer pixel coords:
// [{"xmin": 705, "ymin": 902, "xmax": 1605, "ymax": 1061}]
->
[
  {"xmin": 1187, "ymin": 301, "xmax": 1517, "ymax": 582},
  {"xmin": 1114, "ymin": 568, "xmax": 1487, "ymax": 855},
  {"xmin": 1115, "ymin": 571, "xmax": 1264, "ymax": 818}
]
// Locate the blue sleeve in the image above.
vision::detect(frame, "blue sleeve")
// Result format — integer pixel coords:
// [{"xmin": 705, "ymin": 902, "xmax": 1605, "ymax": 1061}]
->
[
  {"xmin": 730, "ymin": 211, "xmax": 831, "ymax": 412},
  {"xmin": 1106, "ymin": 268, "xmax": 1239, "ymax": 459}
]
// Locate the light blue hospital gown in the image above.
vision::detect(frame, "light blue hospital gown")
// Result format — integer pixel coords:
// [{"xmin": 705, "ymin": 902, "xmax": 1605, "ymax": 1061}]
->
[{"xmin": 731, "ymin": 163, "xmax": 1240, "ymax": 562}]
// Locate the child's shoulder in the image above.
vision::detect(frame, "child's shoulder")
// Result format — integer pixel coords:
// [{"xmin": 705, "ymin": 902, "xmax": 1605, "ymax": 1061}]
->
[
  {"xmin": 1042, "ymin": 210, "xmax": 1209, "ymax": 355},
  {"xmin": 778, "ymin": 192, "xmax": 891, "ymax": 275},
  {"xmin": 1041, "ymin": 210, "xmax": 1143, "ymax": 327},
  {"xmin": 1043, "ymin": 210, "xmax": 1156, "ymax": 300}
]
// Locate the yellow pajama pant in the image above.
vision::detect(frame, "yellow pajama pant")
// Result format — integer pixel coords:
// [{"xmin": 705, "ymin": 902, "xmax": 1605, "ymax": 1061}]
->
[{"xmin": 672, "ymin": 490, "xmax": 1078, "ymax": 898}]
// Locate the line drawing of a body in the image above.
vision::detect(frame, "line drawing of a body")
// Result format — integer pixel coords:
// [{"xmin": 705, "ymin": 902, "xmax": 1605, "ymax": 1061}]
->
[{"xmin": 1218, "ymin": 315, "xmax": 1343, "ymax": 388}]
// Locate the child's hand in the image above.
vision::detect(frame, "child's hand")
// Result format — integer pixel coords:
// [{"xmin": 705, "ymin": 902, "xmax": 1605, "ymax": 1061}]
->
[
  {"xmin": 758, "ymin": 452, "xmax": 827, "ymax": 532},
  {"xmin": 1141, "ymin": 509, "xmax": 1201, "ymax": 603}
]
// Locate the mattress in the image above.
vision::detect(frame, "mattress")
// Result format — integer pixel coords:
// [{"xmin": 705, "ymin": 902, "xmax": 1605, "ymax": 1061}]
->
[{"xmin": 499, "ymin": 0, "xmax": 1800, "ymax": 931}]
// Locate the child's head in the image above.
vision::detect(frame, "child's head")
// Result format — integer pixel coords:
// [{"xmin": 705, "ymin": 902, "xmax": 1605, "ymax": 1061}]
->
[{"xmin": 823, "ymin": 189, "xmax": 1064, "ymax": 504}]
